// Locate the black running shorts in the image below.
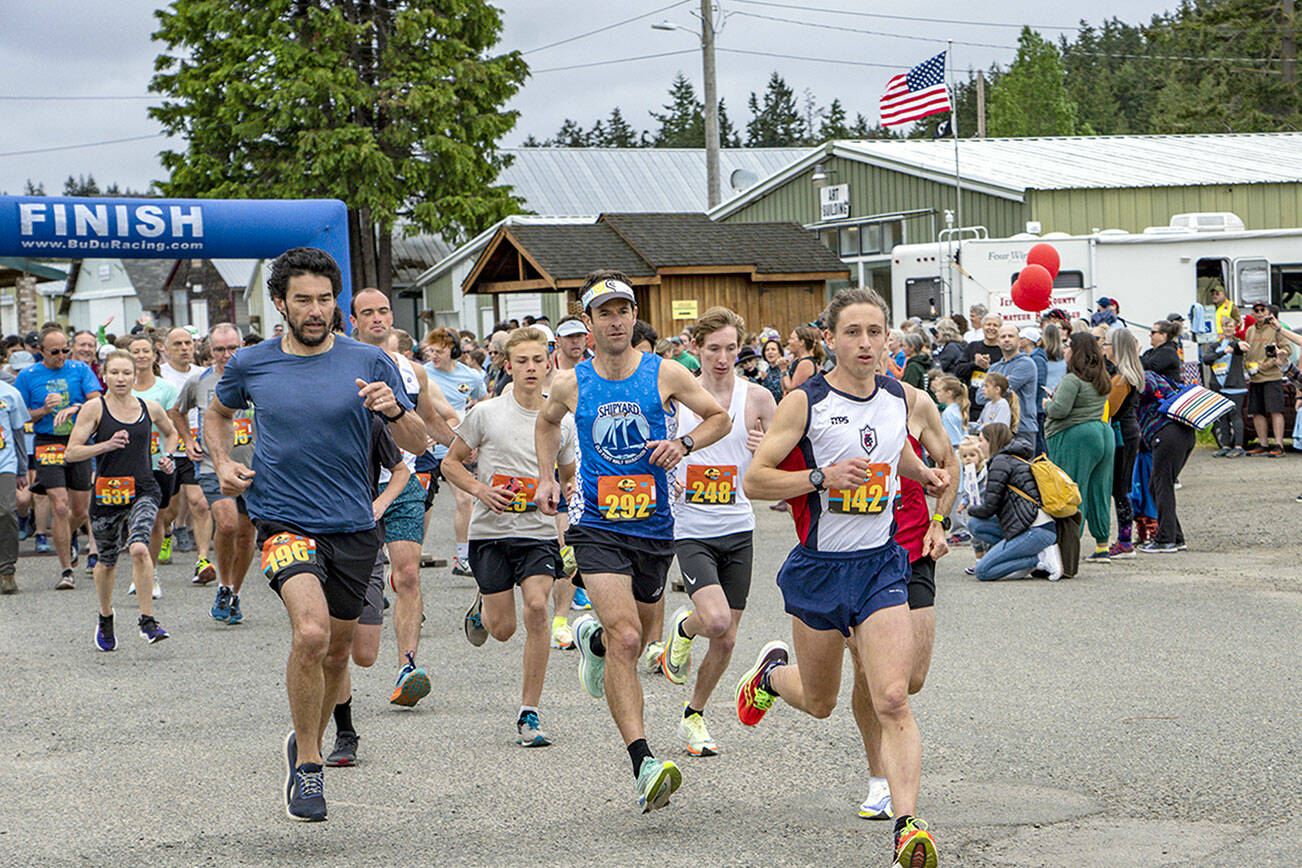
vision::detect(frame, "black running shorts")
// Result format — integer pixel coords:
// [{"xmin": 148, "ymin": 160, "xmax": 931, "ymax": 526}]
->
[
  {"xmin": 255, "ymin": 519, "xmax": 382, "ymax": 622},
  {"xmin": 907, "ymin": 555, "xmax": 936, "ymax": 610},
  {"xmin": 173, "ymin": 456, "xmax": 199, "ymax": 487},
  {"xmin": 1247, "ymin": 380, "xmax": 1286, "ymax": 416},
  {"xmin": 468, "ymin": 538, "xmax": 561, "ymax": 596},
  {"xmin": 566, "ymin": 524, "xmax": 675, "ymax": 605},
  {"xmin": 33, "ymin": 435, "xmax": 92, "ymax": 492},
  {"xmin": 674, "ymin": 530, "xmax": 753, "ymax": 611}
]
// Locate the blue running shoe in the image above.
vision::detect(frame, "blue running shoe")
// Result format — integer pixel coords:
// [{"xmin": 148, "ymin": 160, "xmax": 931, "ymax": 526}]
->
[
  {"xmin": 516, "ymin": 711, "xmax": 552, "ymax": 747},
  {"xmin": 283, "ymin": 731, "xmax": 328, "ymax": 821},
  {"xmin": 211, "ymin": 586, "xmax": 233, "ymax": 621},
  {"xmin": 573, "ymin": 614, "xmax": 605, "ymax": 699},
  {"xmin": 138, "ymin": 615, "xmax": 168, "ymax": 644},
  {"xmin": 464, "ymin": 594, "xmax": 488, "ymax": 646},
  {"xmin": 635, "ymin": 756, "xmax": 682, "ymax": 813},
  {"xmin": 571, "ymin": 587, "xmax": 592, "ymax": 610},
  {"xmin": 18, "ymin": 513, "xmax": 29, "ymax": 541},
  {"xmin": 95, "ymin": 611, "xmax": 116, "ymax": 652},
  {"xmin": 388, "ymin": 651, "xmax": 430, "ymax": 707},
  {"xmin": 227, "ymin": 594, "xmax": 243, "ymax": 625},
  {"xmin": 34, "ymin": 534, "xmax": 51, "ymax": 554}
]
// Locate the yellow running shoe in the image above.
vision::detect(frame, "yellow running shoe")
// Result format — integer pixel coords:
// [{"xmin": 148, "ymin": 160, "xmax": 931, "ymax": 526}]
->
[
  {"xmin": 551, "ymin": 616, "xmax": 575, "ymax": 650},
  {"xmin": 893, "ymin": 817, "xmax": 938, "ymax": 868}
]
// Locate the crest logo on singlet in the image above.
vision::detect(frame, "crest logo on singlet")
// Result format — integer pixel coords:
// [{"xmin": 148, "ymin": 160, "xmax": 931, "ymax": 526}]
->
[
  {"xmin": 860, "ymin": 424, "xmax": 877, "ymax": 454},
  {"xmin": 592, "ymin": 401, "xmax": 650, "ymax": 464}
]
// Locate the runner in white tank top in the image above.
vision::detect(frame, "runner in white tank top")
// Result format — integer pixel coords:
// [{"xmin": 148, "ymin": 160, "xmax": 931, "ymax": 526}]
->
[
  {"xmin": 736, "ymin": 288, "xmax": 945, "ymax": 868},
  {"xmin": 660, "ymin": 311, "xmax": 776, "ymax": 758}
]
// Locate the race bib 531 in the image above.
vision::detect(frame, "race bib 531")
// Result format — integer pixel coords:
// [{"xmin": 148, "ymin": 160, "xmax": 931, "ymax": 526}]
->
[
  {"xmin": 95, "ymin": 476, "xmax": 135, "ymax": 506},
  {"xmin": 491, "ymin": 473, "xmax": 538, "ymax": 513},
  {"xmin": 828, "ymin": 463, "xmax": 892, "ymax": 515},
  {"xmin": 261, "ymin": 532, "xmax": 317, "ymax": 578},
  {"xmin": 685, "ymin": 464, "xmax": 737, "ymax": 505},
  {"xmin": 598, "ymin": 474, "xmax": 655, "ymax": 521}
]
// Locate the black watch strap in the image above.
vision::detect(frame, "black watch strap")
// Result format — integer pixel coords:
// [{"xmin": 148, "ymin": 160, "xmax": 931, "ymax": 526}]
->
[{"xmin": 381, "ymin": 407, "xmax": 405, "ymax": 423}]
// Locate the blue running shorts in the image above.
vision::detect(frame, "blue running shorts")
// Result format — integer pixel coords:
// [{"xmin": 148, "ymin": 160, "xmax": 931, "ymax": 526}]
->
[
  {"xmin": 380, "ymin": 475, "xmax": 427, "ymax": 544},
  {"xmin": 775, "ymin": 540, "xmax": 909, "ymax": 636}
]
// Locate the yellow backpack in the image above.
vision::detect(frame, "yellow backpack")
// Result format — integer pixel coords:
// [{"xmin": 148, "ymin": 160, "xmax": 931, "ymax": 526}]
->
[{"xmin": 1010, "ymin": 455, "xmax": 1081, "ymax": 518}]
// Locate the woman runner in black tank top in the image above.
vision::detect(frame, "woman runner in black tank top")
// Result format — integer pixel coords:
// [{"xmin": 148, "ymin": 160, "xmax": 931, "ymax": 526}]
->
[{"xmin": 91, "ymin": 397, "xmax": 162, "ymax": 508}]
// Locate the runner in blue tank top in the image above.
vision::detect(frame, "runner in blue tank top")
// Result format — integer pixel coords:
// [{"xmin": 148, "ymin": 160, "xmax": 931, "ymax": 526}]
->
[{"xmin": 534, "ymin": 269, "xmax": 729, "ymax": 814}]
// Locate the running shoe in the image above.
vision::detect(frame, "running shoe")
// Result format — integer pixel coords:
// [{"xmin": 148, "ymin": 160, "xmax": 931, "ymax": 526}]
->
[
  {"xmin": 193, "ymin": 558, "xmax": 216, "ymax": 585},
  {"xmin": 641, "ymin": 641, "xmax": 666, "ymax": 674},
  {"xmin": 152, "ymin": 577, "xmax": 162, "ymax": 600},
  {"xmin": 138, "ymin": 614, "xmax": 169, "ymax": 644},
  {"xmin": 69, "ymin": 536, "xmax": 78, "ymax": 568},
  {"xmin": 34, "ymin": 534, "xmax": 51, "ymax": 554},
  {"xmin": 661, "ymin": 606, "xmax": 693, "ymax": 684},
  {"xmin": 945, "ymin": 531, "xmax": 971, "ymax": 546},
  {"xmin": 1174, "ymin": 540, "xmax": 1188, "ymax": 551},
  {"xmin": 56, "ymin": 569, "xmax": 75, "ymax": 590},
  {"xmin": 158, "ymin": 534, "xmax": 173, "ymax": 564},
  {"xmin": 174, "ymin": 526, "xmax": 196, "ymax": 552},
  {"xmin": 450, "ymin": 557, "xmax": 474, "ymax": 578},
  {"xmin": 963, "ymin": 565, "xmax": 976, "ymax": 576},
  {"xmin": 1226, "ymin": 447, "xmax": 1245, "ymax": 458},
  {"xmin": 1037, "ymin": 543, "xmax": 1064, "ymax": 582},
  {"xmin": 211, "ymin": 586, "xmax": 233, "ymax": 621},
  {"xmin": 128, "ymin": 581, "xmax": 136, "ymax": 595},
  {"xmin": 85, "ymin": 553, "xmax": 97, "ymax": 575},
  {"xmin": 635, "ymin": 756, "xmax": 682, "ymax": 813},
  {"xmin": 95, "ymin": 610, "xmax": 116, "ymax": 652},
  {"xmin": 735, "ymin": 640, "xmax": 789, "ymax": 727},
  {"xmin": 1137, "ymin": 541, "xmax": 1179, "ymax": 554},
  {"xmin": 464, "ymin": 594, "xmax": 488, "ymax": 647},
  {"xmin": 227, "ymin": 594, "xmax": 243, "ymax": 625},
  {"xmin": 571, "ymin": 586, "xmax": 591, "ymax": 610},
  {"xmin": 858, "ymin": 776, "xmax": 893, "ymax": 820},
  {"xmin": 1085, "ymin": 548, "xmax": 1111, "ymax": 564},
  {"xmin": 677, "ymin": 710, "xmax": 718, "ymax": 757},
  {"xmin": 284, "ymin": 732, "xmax": 327, "ymax": 822},
  {"xmin": 1108, "ymin": 541, "xmax": 1136, "ymax": 560},
  {"xmin": 388, "ymin": 651, "xmax": 431, "ymax": 707},
  {"xmin": 1247, "ymin": 445, "xmax": 1269, "ymax": 456},
  {"xmin": 1211, "ymin": 447, "xmax": 1230, "ymax": 458},
  {"xmin": 559, "ymin": 544, "xmax": 578, "ymax": 580},
  {"xmin": 573, "ymin": 613, "xmax": 605, "ymax": 699},
  {"xmin": 325, "ymin": 731, "xmax": 358, "ymax": 767},
  {"xmin": 1269, "ymin": 443, "xmax": 1285, "ymax": 457},
  {"xmin": 516, "ymin": 711, "xmax": 552, "ymax": 747},
  {"xmin": 551, "ymin": 617, "xmax": 575, "ymax": 650},
  {"xmin": 0, "ymin": 573, "xmax": 15, "ymax": 595},
  {"xmin": 17, "ymin": 513, "xmax": 29, "ymax": 541},
  {"xmin": 894, "ymin": 817, "xmax": 938, "ymax": 868}
]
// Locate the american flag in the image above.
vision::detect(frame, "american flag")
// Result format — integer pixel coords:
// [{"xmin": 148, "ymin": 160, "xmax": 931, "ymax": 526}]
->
[{"xmin": 879, "ymin": 51, "xmax": 952, "ymax": 127}]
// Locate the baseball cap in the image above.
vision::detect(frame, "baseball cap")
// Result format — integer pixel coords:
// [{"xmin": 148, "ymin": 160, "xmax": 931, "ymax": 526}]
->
[
  {"xmin": 580, "ymin": 278, "xmax": 636, "ymax": 311},
  {"xmin": 1096, "ymin": 297, "xmax": 1114, "ymax": 308},
  {"xmin": 1019, "ymin": 326, "xmax": 1042, "ymax": 343},
  {"xmin": 8, "ymin": 350, "xmax": 35, "ymax": 371},
  {"xmin": 555, "ymin": 319, "xmax": 588, "ymax": 338},
  {"xmin": 532, "ymin": 323, "xmax": 555, "ymax": 344},
  {"xmin": 23, "ymin": 331, "xmax": 38, "ymax": 346}
]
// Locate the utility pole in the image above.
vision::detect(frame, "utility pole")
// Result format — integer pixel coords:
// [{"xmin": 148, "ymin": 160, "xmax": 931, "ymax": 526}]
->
[
  {"xmin": 701, "ymin": 0, "xmax": 721, "ymax": 208},
  {"xmin": 976, "ymin": 69, "xmax": 987, "ymax": 138},
  {"xmin": 1284, "ymin": 0, "xmax": 1297, "ymax": 86}
]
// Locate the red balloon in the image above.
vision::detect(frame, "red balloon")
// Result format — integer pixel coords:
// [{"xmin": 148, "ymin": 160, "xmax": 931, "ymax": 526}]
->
[
  {"xmin": 1027, "ymin": 243, "xmax": 1060, "ymax": 280},
  {"xmin": 1010, "ymin": 279, "xmax": 1035, "ymax": 312},
  {"xmin": 1019, "ymin": 264, "xmax": 1054, "ymax": 308}
]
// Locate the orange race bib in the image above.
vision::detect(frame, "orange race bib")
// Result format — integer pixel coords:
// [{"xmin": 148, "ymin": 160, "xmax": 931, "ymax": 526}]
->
[
  {"xmin": 492, "ymin": 473, "xmax": 539, "ymax": 513},
  {"xmin": 150, "ymin": 431, "xmax": 160, "ymax": 455},
  {"xmin": 828, "ymin": 463, "xmax": 892, "ymax": 515},
  {"xmin": 35, "ymin": 443, "xmax": 66, "ymax": 466},
  {"xmin": 95, "ymin": 476, "xmax": 135, "ymax": 506},
  {"xmin": 233, "ymin": 417, "xmax": 253, "ymax": 446},
  {"xmin": 23, "ymin": 422, "xmax": 33, "ymax": 434},
  {"xmin": 416, "ymin": 472, "xmax": 432, "ymax": 492},
  {"xmin": 260, "ymin": 532, "xmax": 317, "ymax": 578},
  {"xmin": 684, "ymin": 464, "xmax": 737, "ymax": 505},
  {"xmin": 598, "ymin": 474, "xmax": 656, "ymax": 522}
]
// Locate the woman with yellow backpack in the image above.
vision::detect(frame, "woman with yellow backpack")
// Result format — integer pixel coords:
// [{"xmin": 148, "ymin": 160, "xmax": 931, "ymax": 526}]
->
[{"xmin": 966, "ymin": 423, "xmax": 1064, "ymax": 581}]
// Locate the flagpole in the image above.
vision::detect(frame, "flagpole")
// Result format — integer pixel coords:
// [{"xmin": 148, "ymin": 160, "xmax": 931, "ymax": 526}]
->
[{"xmin": 948, "ymin": 39, "xmax": 962, "ymax": 319}]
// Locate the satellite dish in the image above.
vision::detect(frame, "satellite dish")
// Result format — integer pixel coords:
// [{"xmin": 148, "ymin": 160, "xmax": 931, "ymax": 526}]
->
[{"xmin": 729, "ymin": 168, "xmax": 758, "ymax": 192}]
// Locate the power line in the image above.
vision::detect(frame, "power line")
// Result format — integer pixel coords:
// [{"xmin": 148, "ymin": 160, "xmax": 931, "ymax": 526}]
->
[
  {"xmin": 522, "ymin": 0, "xmax": 691, "ymax": 54},
  {"xmin": 0, "ymin": 133, "xmax": 163, "ymax": 159},
  {"xmin": 532, "ymin": 48, "xmax": 697, "ymax": 73},
  {"xmin": 729, "ymin": 0, "xmax": 1081, "ymax": 31},
  {"xmin": 0, "ymin": 95, "xmax": 154, "ymax": 101},
  {"xmin": 717, "ymin": 47, "xmax": 922, "ymax": 70}
]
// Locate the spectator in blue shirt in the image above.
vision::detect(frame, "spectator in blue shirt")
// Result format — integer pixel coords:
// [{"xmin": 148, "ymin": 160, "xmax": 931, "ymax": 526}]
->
[{"xmin": 987, "ymin": 323, "xmax": 1039, "ymax": 442}]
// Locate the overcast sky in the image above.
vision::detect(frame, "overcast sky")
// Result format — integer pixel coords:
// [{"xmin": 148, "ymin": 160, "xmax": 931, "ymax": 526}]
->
[{"xmin": 0, "ymin": 0, "xmax": 1176, "ymax": 195}]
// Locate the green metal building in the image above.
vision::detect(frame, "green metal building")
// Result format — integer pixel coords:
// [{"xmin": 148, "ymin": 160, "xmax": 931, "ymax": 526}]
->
[{"xmin": 710, "ymin": 133, "xmax": 1302, "ymax": 297}]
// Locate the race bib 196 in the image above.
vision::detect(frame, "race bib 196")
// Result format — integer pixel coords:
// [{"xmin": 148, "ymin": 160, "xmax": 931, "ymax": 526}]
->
[
  {"xmin": 233, "ymin": 417, "xmax": 253, "ymax": 446},
  {"xmin": 260, "ymin": 532, "xmax": 317, "ymax": 578},
  {"xmin": 828, "ymin": 463, "xmax": 892, "ymax": 515},
  {"xmin": 95, "ymin": 476, "xmax": 135, "ymax": 506},
  {"xmin": 685, "ymin": 464, "xmax": 737, "ymax": 505},
  {"xmin": 35, "ymin": 443, "xmax": 66, "ymax": 466},
  {"xmin": 491, "ymin": 473, "xmax": 538, "ymax": 513},
  {"xmin": 598, "ymin": 474, "xmax": 655, "ymax": 521}
]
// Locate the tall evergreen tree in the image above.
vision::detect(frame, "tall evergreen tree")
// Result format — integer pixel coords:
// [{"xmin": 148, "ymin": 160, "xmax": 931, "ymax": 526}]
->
[
  {"xmin": 63, "ymin": 174, "xmax": 100, "ymax": 196},
  {"xmin": 987, "ymin": 28, "xmax": 1078, "ymax": 136},
  {"xmin": 819, "ymin": 98, "xmax": 851, "ymax": 141},
  {"xmin": 717, "ymin": 99, "xmax": 742, "ymax": 148},
  {"xmin": 150, "ymin": 0, "xmax": 527, "ymax": 293},
  {"xmin": 604, "ymin": 108, "xmax": 641, "ymax": 147},
  {"xmin": 651, "ymin": 73, "xmax": 705, "ymax": 146},
  {"xmin": 746, "ymin": 72, "xmax": 806, "ymax": 146}
]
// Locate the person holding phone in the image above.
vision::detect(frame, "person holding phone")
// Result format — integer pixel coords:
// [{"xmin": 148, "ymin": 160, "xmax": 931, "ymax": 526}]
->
[{"xmin": 1243, "ymin": 304, "xmax": 1289, "ymax": 455}]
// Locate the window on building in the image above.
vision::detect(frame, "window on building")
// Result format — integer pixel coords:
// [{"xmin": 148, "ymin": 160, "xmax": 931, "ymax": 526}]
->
[
  {"xmin": 838, "ymin": 226, "xmax": 860, "ymax": 258},
  {"xmin": 905, "ymin": 277, "xmax": 942, "ymax": 319},
  {"xmin": 1273, "ymin": 264, "xmax": 1302, "ymax": 312}
]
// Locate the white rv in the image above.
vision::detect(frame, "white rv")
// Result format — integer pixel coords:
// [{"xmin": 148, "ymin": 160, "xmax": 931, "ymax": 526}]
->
[{"xmin": 889, "ymin": 214, "xmax": 1302, "ymax": 333}]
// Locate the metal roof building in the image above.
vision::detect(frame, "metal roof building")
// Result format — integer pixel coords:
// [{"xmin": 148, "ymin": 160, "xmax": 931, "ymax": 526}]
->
[{"xmin": 711, "ymin": 133, "xmax": 1302, "ymax": 297}]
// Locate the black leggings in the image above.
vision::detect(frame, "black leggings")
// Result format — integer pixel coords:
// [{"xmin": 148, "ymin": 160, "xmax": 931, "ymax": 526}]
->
[
  {"xmin": 1149, "ymin": 422, "xmax": 1195, "ymax": 546},
  {"xmin": 1211, "ymin": 392, "xmax": 1246, "ymax": 449},
  {"xmin": 1112, "ymin": 432, "xmax": 1138, "ymax": 527}
]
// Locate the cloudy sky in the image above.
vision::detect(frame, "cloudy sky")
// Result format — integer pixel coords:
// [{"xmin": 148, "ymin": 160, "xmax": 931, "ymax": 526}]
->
[{"xmin": 0, "ymin": 0, "xmax": 1175, "ymax": 195}]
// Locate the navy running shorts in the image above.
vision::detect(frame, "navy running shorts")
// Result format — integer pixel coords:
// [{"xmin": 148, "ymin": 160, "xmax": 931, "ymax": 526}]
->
[
  {"xmin": 775, "ymin": 540, "xmax": 909, "ymax": 636},
  {"xmin": 256, "ymin": 519, "xmax": 381, "ymax": 622}
]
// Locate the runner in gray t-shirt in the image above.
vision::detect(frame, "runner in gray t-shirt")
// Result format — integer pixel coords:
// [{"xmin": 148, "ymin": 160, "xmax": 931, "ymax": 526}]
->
[{"xmin": 171, "ymin": 323, "xmax": 256, "ymax": 624}]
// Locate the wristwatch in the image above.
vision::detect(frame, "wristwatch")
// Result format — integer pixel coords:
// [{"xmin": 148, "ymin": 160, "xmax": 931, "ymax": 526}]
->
[
  {"xmin": 932, "ymin": 513, "xmax": 951, "ymax": 531},
  {"xmin": 809, "ymin": 468, "xmax": 826, "ymax": 491},
  {"xmin": 381, "ymin": 407, "xmax": 405, "ymax": 423},
  {"xmin": 679, "ymin": 434, "xmax": 695, "ymax": 455}
]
